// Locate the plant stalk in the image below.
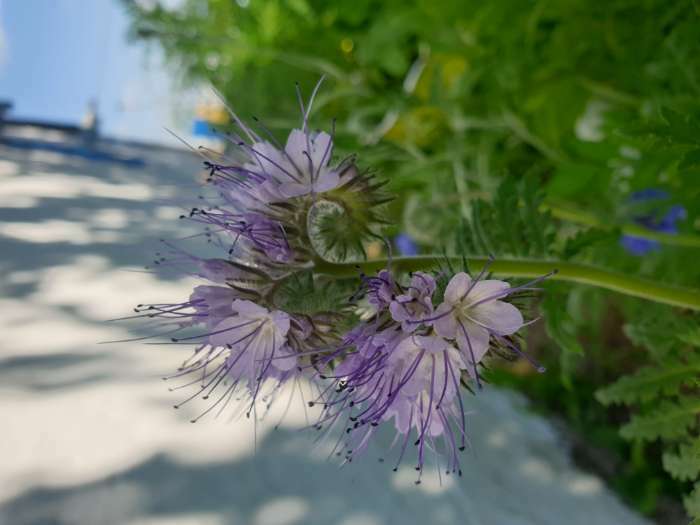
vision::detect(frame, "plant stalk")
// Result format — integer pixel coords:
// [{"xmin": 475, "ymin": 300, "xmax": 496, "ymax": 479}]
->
[{"xmin": 314, "ymin": 256, "xmax": 700, "ymax": 311}]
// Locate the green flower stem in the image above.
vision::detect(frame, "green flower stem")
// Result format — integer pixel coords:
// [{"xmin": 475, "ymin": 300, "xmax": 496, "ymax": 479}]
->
[
  {"xmin": 544, "ymin": 202, "xmax": 700, "ymax": 249},
  {"xmin": 314, "ymin": 256, "xmax": 700, "ymax": 311}
]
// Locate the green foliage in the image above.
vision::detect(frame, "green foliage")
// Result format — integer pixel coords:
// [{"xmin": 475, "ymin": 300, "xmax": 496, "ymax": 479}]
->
[
  {"xmin": 619, "ymin": 398, "xmax": 698, "ymax": 441},
  {"xmin": 596, "ymin": 309, "xmax": 700, "ymax": 518},
  {"xmin": 459, "ymin": 176, "xmax": 556, "ymax": 257},
  {"xmin": 664, "ymin": 440, "xmax": 700, "ymax": 482},
  {"xmin": 596, "ymin": 354, "xmax": 700, "ymax": 405},
  {"xmin": 687, "ymin": 485, "xmax": 700, "ymax": 521}
]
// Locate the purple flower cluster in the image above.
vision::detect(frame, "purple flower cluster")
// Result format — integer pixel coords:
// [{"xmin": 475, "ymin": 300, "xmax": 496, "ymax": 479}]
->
[
  {"xmin": 314, "ymin": 266, "xmax": 547, "ymax": 479},
  {"xmin": 132, "ymin": 84, "xmax": 548, "ymax": 479}
]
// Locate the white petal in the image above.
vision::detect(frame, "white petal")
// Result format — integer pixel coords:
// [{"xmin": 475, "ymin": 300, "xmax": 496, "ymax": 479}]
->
[
  {"xmin": 191, "ymin": 285, "xmax": 235, "ymax": 308},
  {"xmin": 284, "ymin": 129, "xmax": 308, "ymax": 170},
  {"xmin": 455, "ymin": 320, "xmax": 490, "ymax": 366},
  {"xmin": 417, "ymin": 335, "xmax": 448, "ymax": 354},
  {"xmin": 250, "ymin": 141, "xmax": 290, "ymax": 181},
  {"xmin": 428, "ymin": 413, "xmax": 445, "ymax": 437},
  {"xmin": 231, "ymin": 299, "xmax": 269, "ymax": 319},
  {"xmin": 467, "ymin": 279, "xmax": 510, "ymax": 303},
  {"xmin": 470, "ymin": 300, "xmax": 524, "ymax": 335},
  {"xmin": 337, "ymin": 163, "xmax": 357, "ymax": 186},
  {"xmin": 393, "ymin": 336, "xmax": 421, "ymax": 361},
  {"xmin": 309, "ymin": 131, "xmax": 332, "ymax": 169},
  {"xmin": 389, "ymin": 299, "xmax": 409, "ymax": 324},
  {"xmin": 444, "ymin": 272, "xmax": 471, "ymax": 304},
  {"xmin": 279, "ymin": 182, "xmax": 311, "ymax": 198},
  {"xmin": 389, "ymin": 400, "xmax": 413, "ymax": 434},
  {"xmin": 272, "ymin": 346, "xmax": 297, "ymax": 371},
  {"xmin": 432, "ymin": 302, "xmax": 458, "ymax": 338},
  {"xmin": 312, "ymin": 170, "xmax": 340, "ymax": 193},
  {"xmin": 209, "ymin": 317, "xmax": 258, "ymax": 348},
  {"xmin": 270, "ymin": 310, "xmax": 291, "ymax": 337}
]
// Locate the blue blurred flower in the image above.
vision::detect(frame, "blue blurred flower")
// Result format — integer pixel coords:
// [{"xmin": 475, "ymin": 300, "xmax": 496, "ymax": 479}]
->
[
  {"xmin": 394, "ymin": 232, "xmax": 419, "ymax": 255},
  {"xmin": 621, "ymin": 189, "xmax": 686, "ymax": 256}
]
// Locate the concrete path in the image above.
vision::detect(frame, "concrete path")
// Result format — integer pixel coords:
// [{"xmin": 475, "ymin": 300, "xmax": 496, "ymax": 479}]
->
[{"xmin": 0, "ymin": 141, "xmax": 651, "ymax": 525}]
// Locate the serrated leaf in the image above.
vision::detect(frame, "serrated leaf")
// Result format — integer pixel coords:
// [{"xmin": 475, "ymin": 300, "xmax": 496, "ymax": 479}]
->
[
  {"xmin": 686, "ymin": 482, "xmax": 700, "ymax": 520},
  {"xmin": 460, "ymin": 177, "xmax": 555, "ymax": 259},
  {"xmin": 663, "ymin": 440, "xmax": 700, "ymax": 481},
  {"xmin": 595, "ymin": 354, "xmax": 700, "ymax": 405},
  {"xmin": 620, "ymin": 398, "xmax": 700, "ymax": 441}
]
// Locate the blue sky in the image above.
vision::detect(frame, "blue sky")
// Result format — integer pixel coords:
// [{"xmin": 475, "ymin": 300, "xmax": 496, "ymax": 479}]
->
[{"xmin": 0, "ymin": 0, "xmax": 193, "ymax": 145}]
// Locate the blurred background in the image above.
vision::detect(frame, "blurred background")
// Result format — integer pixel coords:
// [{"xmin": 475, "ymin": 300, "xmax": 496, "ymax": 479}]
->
[{"xmin": 1, "ymin": 1, "xmax": 699, "ymax": 524}]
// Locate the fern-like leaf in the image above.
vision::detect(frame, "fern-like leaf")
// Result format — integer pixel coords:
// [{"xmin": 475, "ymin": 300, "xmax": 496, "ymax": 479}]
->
[
  {"xmin": 619, "ymin": 397, "xmax": 700, "ymax": 441},
  {"xmin": 596, "ymin": 353, "xmax": 700, "ymax": 405},
  {"xmin": 663, "ymin": 440, "xmax": 700, "ymax": 482},
  {"xmin": 686, "ymin": 482, "xmax": 700, "ymax": 520}
]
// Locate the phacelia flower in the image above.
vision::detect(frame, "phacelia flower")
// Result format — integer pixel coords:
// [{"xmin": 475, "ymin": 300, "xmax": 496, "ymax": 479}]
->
[
  {"xmin": 314, "ymin": 264, "xmax": 549, "ymax": 479},
  {"xmin": 433, "ymin": 272, "xmax": 524, "ymax": 376},
  {"xmin": 208, "ymin": 300, "xmax": 296, "ymax": 387}
]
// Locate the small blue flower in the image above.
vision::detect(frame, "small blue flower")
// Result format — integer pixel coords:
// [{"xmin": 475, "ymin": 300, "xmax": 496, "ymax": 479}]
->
[
  {"xmin": 395, "ymin": 233, "xmax": 419, "ymax": 255},
  {"xmin": 621, "ymin": 189, "xmax": 686, "ymax": 256}
]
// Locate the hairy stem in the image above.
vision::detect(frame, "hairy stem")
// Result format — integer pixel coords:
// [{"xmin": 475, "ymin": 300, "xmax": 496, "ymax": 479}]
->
[{"xmin": 314, "ymin": 256, "xmax": 700, "ymax": 311}]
